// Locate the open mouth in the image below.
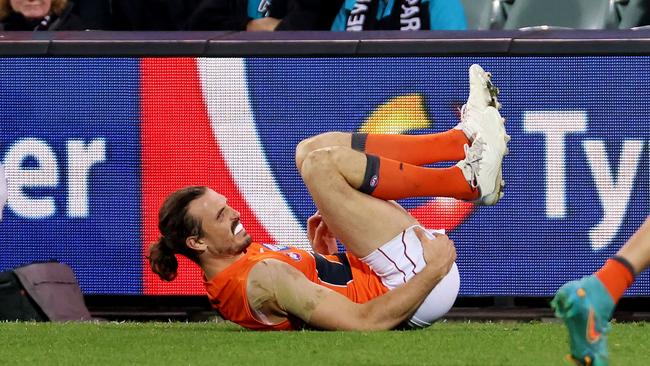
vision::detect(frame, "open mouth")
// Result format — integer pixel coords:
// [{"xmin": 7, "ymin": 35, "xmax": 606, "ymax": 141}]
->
[{"xmin": 232, "ymin": 221, "xmax": 244, "ymax": 235}]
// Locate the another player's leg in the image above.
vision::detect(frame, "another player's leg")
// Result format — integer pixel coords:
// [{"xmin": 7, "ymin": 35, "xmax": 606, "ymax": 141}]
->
[
  {"xmin": 552, "ymin": 216, "xmax": 650, "ymax": 366},
  {"xmin": 614, "ymin": 217, "xmax": 650, "ymax": 276}
]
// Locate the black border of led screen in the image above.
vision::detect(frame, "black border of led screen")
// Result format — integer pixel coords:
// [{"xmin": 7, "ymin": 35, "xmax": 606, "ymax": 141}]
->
[{"xmin": 2, "ymin": 30, "xmax": 650, "ymax": 57}]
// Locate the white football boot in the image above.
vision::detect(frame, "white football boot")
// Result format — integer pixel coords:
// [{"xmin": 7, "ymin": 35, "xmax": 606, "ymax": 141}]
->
[
  {"xmin": 467, "ymin": 63, "xmax": 501, "ymax": 110},
  {"xmin": 456, "ymin": 107, "xmax": 508, "ymax": 206},
  {"xmin": 455, "ymin": 64, "xmax": 504, "ymax": 143}
]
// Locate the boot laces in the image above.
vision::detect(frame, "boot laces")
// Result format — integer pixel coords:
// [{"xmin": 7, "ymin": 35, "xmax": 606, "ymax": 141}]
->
[{"xmin": 464, "ymin": 137, "xmax": 485, "ymax": 189}]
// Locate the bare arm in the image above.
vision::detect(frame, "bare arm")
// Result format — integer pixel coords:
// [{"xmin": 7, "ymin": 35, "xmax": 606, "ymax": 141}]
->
[{"xmin": 247, "ymin": 228, "xmax": 456, "ymax": 330}]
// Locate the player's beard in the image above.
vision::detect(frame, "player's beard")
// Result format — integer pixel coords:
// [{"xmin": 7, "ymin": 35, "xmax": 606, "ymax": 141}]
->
[
  {"xmin": 235, "ymin": 233, "xmax": 253, "ymax": 254},
  {"xmin": 238, "ymin": 235, "xmax": 253, "ymax": 253},
  {"xmin": 213, "ymin": 235, "xmax": 252, "ymax": 258}
]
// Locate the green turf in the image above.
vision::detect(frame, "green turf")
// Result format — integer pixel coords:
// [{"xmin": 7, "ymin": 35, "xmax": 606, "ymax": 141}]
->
[{"xmin": 0, "ymin": 321, "xmax": 647, "ymax": 365}]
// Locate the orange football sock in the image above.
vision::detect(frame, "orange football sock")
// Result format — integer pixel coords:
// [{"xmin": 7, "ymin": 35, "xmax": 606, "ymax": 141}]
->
[
  {"xmin": 354, "ymin": 129, "xmax": 469, "ymax": 166},
  {"xmin": 595, "ymin": 257, "xmax": 635, "ymax": 304},
  {"xmin": 359, "ymin": 155, "xmax": 479, "ymax": 201}
]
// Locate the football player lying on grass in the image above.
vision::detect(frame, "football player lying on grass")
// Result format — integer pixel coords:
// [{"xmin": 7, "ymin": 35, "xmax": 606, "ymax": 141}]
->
[{"xmin": 148, "ymin": 64, "xmax": 508, "ymax": 330}]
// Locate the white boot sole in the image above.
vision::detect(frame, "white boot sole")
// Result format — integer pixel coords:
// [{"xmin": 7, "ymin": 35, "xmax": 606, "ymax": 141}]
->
[
  {"xmin": 469, "ymin": 64, "xmax": 501, "ymax": 110},
  {"xmin": 475, "ymin": 107, "xmax": 509, "ymax": 206}
]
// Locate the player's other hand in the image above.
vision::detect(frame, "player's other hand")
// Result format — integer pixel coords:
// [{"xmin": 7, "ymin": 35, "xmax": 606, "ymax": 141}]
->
[
  {"xmin": 414, "ymin": 227, "xmax": 456, "ymax": 278},
  {"xmin": 307, "ymin": 211, "xmax": 338, "ymax": 255}
]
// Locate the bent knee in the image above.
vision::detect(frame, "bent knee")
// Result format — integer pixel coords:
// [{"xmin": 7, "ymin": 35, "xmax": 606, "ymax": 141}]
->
[
  {"xmin": 295, "ymin": 132, "xmax": 351, "ymax": 171},
  {"xmin": 300, "ymin": 145, "xmax": 365, "ymax": 189},
  {"xmin": 300, "ymin": 147, "xmax": 339, "ymax": 182}
]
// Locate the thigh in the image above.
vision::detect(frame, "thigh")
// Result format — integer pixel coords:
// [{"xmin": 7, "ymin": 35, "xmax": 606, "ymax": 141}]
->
[
  {"xmin": 321, "ymin": 189, "xmax": 418, "ymax": 258},
  {"xmin": 302, "ymin": 148, "xmax": 418, "ymax": 258},
  {"xmin": 359, "ymin": 225, "xmax": 458, "ymax": 327}
]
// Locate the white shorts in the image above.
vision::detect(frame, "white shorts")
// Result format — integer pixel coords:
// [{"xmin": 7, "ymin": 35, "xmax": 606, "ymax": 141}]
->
[
  {"xmin": 0, "ymin": 164, "xmax": 6, "ymax": 220},
  {"xmin": 360, "ymin": 225, "xmax": 460, "ymax": 328}
]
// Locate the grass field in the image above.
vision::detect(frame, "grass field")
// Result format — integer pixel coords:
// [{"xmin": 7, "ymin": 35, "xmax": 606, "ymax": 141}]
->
[{"xmin": 0, "ymin": 321, "xmax": 648, "ymax": 365}]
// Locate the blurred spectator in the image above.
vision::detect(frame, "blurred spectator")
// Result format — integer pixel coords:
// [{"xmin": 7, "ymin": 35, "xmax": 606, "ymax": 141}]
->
[
  {"xmin": 331, "ymin": 0, "xmax": 467, "ymax": 31},
  {"xmin": 73, "ymin": 0, "xmax": 110, "ymax": 29},
  {"xmin": 182, "ymin": 0, "xmax": 261, "ymax": 30},
  {"xmin": 0, "ymin": 0, "xmax": 85, "ymax": 30},
  {"xmin": 111, "ymin": 0, "xmax": 198, "ymax": 30},
  {"xmin": 184, "ymin": 0, "xmax": 342, "ymax": 31},
  {"xmin": 111, "ymin": 0, "xmax": 341, "ymax": 31},
  {"xmin": 619, "ymin": 0, "xmax": 650, "ymax": 29}
]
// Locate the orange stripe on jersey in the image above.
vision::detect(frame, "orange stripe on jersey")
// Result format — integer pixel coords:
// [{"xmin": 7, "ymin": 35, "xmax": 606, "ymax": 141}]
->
[{"xmin": 204, "ymin": 242, "xmax": 388, "ymax": 330}]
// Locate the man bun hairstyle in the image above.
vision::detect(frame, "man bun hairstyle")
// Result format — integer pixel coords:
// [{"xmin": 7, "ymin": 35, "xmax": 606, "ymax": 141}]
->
[
  {"xmin": 147, "ymin": 186, "xmax": 207, "ymax": 282},
  {"xmin": 148, "ymin": 237, "xmax": 179, "ymax": 282}
]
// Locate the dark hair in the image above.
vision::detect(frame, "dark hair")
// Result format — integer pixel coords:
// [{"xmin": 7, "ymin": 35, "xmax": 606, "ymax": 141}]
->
[{"xmin": 148, "ymin": 186, "xmax": 207, "ymax": 281}]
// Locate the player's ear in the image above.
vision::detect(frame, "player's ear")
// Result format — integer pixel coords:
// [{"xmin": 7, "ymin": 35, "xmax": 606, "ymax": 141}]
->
[{"xmin": 186, "ymin": 236, "xmax": 205, "ymax": 251}]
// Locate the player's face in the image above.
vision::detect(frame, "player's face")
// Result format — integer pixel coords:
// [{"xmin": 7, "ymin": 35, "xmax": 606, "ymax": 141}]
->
[
  {"xmin": 187, "ymin": 188, "xmax": 252, "ymax": 256},
  {"xmin": 10, "ymin": 0, "xmax": 52, "ymax": 20}
]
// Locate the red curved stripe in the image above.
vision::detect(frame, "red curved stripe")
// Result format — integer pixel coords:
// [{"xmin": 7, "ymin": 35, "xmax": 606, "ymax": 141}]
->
[{"xmin": 141, "ymin": 58, "xmax": 274, "ymax": 295}]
